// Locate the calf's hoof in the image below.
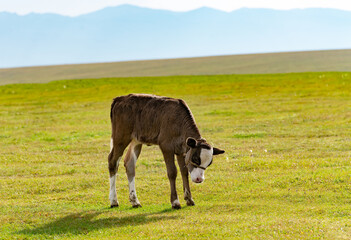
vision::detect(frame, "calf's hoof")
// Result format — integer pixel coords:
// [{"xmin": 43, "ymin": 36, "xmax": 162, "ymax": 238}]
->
[
  {"xmin": 186, "ymin": 199, "xmax": 195, "ymax": 206},
  {"xmin": 172, "ymin": 204, "xmax": 181, "ymax": 210},
  {"xmin": 130, "ymin": 194, "xmax": 142, "ymax": 208},
  {"xmin": 132, "ymin": 203, "xmax": 142, "ymax": 208},
  {"xmin": 172, "ymin": 200, "xmax": 181, "ymax": 209},
  {"xmin": 110, "ymin": 200, "xmax": 119, "ymax": 208}
]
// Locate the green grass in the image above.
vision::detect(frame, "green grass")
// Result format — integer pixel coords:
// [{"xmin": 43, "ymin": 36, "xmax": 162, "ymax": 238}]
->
[
  {"xmin": 1, "ymin": 49, "xmax": 351, "ymax": 85},
  {"xmin": 0, "ymin": 72, "xmax": 350, "ymax": 239}
]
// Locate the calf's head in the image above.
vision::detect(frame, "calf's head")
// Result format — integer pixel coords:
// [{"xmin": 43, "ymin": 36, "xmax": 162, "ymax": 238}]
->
[{"xmin": 185, "ymin": 137, "xmax": 225, "ymax": 184}]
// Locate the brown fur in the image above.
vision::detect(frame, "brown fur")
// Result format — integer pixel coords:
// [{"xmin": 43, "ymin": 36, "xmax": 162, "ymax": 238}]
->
[{"xmin": 108, "ymin": 93, "xmax": 224, "ymax": 209}]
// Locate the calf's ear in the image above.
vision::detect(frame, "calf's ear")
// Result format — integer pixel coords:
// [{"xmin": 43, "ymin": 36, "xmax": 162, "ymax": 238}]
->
[
  {"xmin": 186, "ymin": 137, "xmax": 197, "ymax": 148},
  {"xmin": 213, "ymin": 147, "xmax": 225, "ymax": 155}
]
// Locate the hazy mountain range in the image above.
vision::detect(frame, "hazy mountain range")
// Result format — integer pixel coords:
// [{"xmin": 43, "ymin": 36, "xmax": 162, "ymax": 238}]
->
[{"xmin": 1, "ymin": 5, "xmax": 351, "ymax": 68}]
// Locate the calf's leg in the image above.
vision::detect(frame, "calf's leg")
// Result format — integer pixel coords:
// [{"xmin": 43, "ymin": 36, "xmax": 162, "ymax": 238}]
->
[
  {"xmin": 176, "ymin": 154, "xmax": 195, "ymax": 206},
  {"xmin": 108, "ymin": 139, "xmax": 129, "ymax": 208},
  {"xmin": 161, "ymin": 149, "xmax": 181, "ymax": 209},
  {"xmin": 124, "ymin": 140, "xmax": 143, "ymax": 208}
]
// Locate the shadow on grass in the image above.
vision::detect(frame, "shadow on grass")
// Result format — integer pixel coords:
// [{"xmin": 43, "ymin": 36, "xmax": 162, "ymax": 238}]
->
[{"xmin": 17, "ymin": 208, "xmax": 177, "ymax": 237}]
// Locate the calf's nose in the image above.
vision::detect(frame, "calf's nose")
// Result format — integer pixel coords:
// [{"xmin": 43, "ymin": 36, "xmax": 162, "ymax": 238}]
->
[{"xmin": 195, "ymin": 177, "xmax": 203, "ymax": 183}]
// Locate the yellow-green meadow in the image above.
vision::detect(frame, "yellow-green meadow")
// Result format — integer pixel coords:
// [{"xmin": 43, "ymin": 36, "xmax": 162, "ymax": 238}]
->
[{"xmin": 1, "ymin": 73, "xmax": 350, "ymax": 239}]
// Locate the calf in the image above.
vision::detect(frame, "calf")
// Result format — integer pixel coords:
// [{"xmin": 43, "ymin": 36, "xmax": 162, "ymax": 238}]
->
[{"xmin": 108, "ymin": 94, "xmax": 224, "ymax": 209}]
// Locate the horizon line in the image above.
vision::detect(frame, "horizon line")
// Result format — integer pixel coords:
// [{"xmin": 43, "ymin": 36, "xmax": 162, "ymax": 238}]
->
[
  {"xmin": 2, "ymin": 4, "xmax": 351, "ymax": 17},
  {"xmin": 2, "ymin": 48, "xmax": 350, "ymax": 70}
]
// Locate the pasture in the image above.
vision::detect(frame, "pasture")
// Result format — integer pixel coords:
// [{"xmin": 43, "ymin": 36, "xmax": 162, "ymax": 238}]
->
[{"xmin": 0, "ymin": 72, "xmax": 350, "ymax": 239}]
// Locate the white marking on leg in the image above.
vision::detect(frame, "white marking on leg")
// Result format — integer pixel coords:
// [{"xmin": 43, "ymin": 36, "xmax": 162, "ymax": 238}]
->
[
  {"xmin": 109, "ymin": 138, "xmax": 113, "ymax": 153},
  {"xmin": 109, "ymin": 156, "xmax": 121, "ymax": 206},
  {"xmin": 128, "ymin": 177, "xmax": 140, "ymax": 206},
  {"xmin": 172, "ymin": 199, "xmax": 181, "ymax": 208},
  {"xmin": 129, "ymin": 178, "xmax": 136, "ymax": 194},
  {"xmin": 184, "ymin": 188, "xmax": 190, "ymax": 199},
  {"xmin": 109, "ymin": 174, "xmax": 118, "ymax": 205},
  {"xmin": 184, "ymin": 189, "xmax": 195, "ymax": 206},
  {"xmin": 116, "ymin": 156, "xmax": 121, "ymax": 167},
  {"xmin": 128, "ymin": 140, "xmax": 141, "ymax": 206}
]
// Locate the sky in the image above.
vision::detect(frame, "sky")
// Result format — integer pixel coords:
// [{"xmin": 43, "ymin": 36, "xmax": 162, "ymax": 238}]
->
[{"xmin": 1, "ymin": 0, "xmax": 351, "ymax": 16}]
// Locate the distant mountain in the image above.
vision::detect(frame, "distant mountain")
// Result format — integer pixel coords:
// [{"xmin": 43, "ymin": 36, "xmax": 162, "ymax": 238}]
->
[{"xmin": 1, "ymin": 5, "xmax": 351, "ymax": 68}]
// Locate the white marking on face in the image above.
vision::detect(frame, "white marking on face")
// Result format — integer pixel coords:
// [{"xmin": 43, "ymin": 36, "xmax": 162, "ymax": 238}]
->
[
  {"xmin": 190, "ymin": 147, "xmax": 213, "ymax": 183},
  {"xmin": 200, "ymin": 147, "xmax": 213, "ymax": 168},
  {"xmin": 190, "ymin": 167, "xmax": 205, "ymax": 183}
]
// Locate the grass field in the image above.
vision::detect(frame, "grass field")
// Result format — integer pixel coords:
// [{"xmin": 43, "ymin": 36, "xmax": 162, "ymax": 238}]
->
[
  {"xmin": 1, "ymin": 49, "xmax": 351, "ymax": 85},
  {"xmin": 0, "ymin": 72, "xmax": 351, "ymax": 239}
]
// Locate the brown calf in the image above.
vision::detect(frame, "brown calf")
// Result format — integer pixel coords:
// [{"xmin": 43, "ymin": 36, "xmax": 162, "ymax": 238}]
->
[{"xmin": 108, "ymin": 94, "xmax": 224, "ymax": 209}]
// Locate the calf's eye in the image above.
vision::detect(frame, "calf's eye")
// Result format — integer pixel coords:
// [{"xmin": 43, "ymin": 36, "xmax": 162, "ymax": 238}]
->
[{"xmin": 192, "ymin": 156, "xmax": 201, "ymax": 165}]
